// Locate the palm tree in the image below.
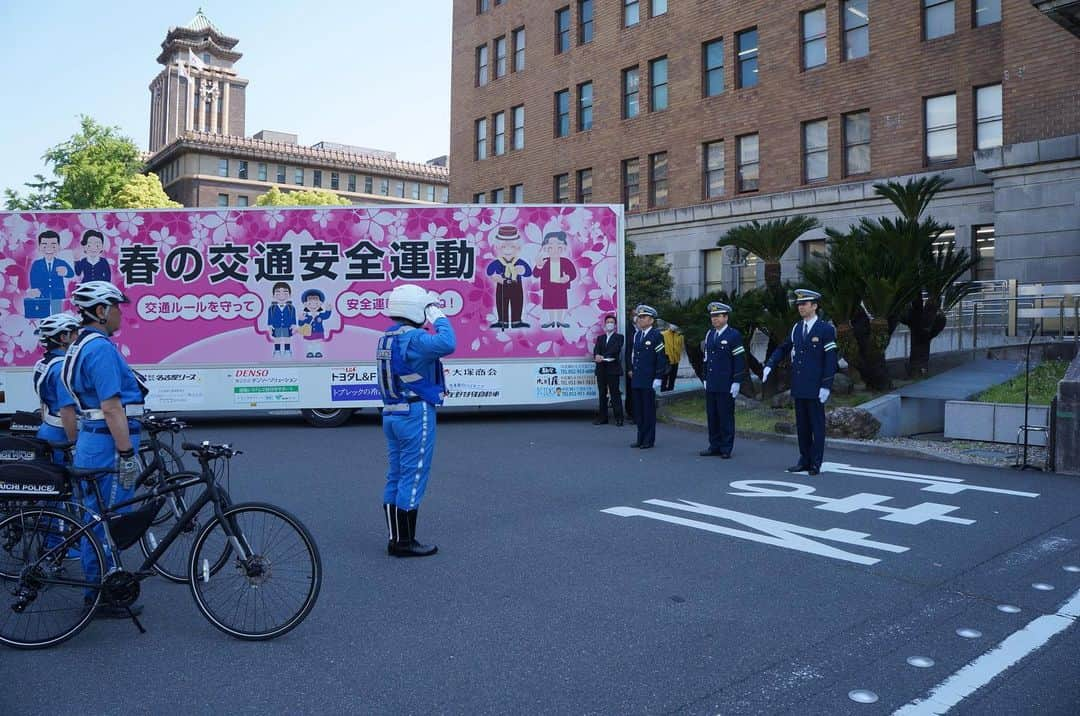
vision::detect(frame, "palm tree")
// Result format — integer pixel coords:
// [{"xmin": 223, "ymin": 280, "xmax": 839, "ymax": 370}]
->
[{"xmin": 716, "ymin": 216, "xmax": 820, "ymax": 291}]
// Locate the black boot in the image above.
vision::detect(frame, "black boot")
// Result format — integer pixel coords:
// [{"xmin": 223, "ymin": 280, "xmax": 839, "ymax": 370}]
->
[
  {"xmin": 389, "ymin": 508, "xmax": 438, "ymax": 557},
  {"xmin": 384, "ymin": 504, "xmax": 395, "ymax": 555}
]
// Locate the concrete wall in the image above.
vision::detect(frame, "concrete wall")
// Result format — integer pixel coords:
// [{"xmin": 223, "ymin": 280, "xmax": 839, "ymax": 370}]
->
[
  {"xmin": 945, "ymin": 401, "xmax": 1050, "ymax": 446},
  {"xmin": 1055, "ymin": 349, "xmax": 1080, "ymax": 475}
]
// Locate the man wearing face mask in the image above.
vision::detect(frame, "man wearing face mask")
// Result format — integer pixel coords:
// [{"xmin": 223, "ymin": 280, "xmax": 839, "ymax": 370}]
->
[{"xmin": 592, "ymin": 314, "xmax": 624, "ymax": 426}]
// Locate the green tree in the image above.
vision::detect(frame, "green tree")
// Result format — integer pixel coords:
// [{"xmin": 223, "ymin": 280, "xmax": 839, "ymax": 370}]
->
[
  {"xmin": 625, "ymin": 239, "xmax": 674, "ymax": 314},
  {"xmin": 255, "ymin": 186, "xmax": 351, "ymax": 206},
  {"xmin": 662, "ymin": 290, "xmax": 763, "ymax": 388},
  {"xmin": 110, "ymin": 173, "xmax": 181, "ymax": 209},
  {"xmin": 3, "ymin": 174, "xmax": 61, "ymax": 211},
  {"xmin": 716, "ymin": 215, "xmax": 820, "ymax": 291}
]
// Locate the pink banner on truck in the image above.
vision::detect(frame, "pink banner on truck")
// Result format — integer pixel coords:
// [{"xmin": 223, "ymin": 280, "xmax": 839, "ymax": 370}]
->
[{"xmin": 0, "ymin": 206, "xmax": 621, "ymax": 367}]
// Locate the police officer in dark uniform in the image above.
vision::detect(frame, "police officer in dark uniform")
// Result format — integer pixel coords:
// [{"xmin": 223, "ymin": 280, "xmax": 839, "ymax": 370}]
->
[
  {"xmin": 699, "ymin": 302, "xmax": 746, "ymax": 458},
  {"xmin": 628, "ymin": 305, "xmax": 668, "ymax": 449},
  {"xmin": 763, "ymin": 289, "xmax": 838, "ymax": 475}
]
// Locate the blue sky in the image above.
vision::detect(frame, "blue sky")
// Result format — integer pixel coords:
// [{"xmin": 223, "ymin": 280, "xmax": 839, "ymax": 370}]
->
[{"xmin": 0, "ymin": 1, "xmax": 452, "ymax": 197}]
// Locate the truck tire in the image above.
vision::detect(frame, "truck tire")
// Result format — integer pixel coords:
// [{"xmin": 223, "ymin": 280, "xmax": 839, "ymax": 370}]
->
[{"xmin": 301, "ymin": 408, "xmax": 353, "ymax": 428}]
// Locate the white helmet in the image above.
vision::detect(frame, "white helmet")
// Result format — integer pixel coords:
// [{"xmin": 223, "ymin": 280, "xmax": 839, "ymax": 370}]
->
[
  {"xmin": 387, "ymin": 284, "xmax": 432, "ymax": 325},
  {"xmin": 70, "ymin": 281, "xmax": 130, "ymax": 312},
  {"xmin": 35, "ymin": 312, "xmax": 81, "ymax": 345}
]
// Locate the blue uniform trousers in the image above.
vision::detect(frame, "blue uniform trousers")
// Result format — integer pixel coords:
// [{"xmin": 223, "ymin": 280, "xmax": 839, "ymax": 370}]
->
[
  {"xmin": 36, "ymin": 424, "xmax": 70, "ymax": 551},
  {"xmin": 632, "ymin": 388, "xmax": 657, "ymax": 446},
  {"xmin": 76, "ymin": 426, "xmax": 140, "ymax": 596},
  {"xmin": 794, "ymin": 398, "xmax": 826, "ymax": 469},
  {"xmin": 382, "ymin": 401, "xmax": 436, "ymax": 510},
  {"xmin": 705, "ymin": 391, "xmax": 735, "ymax": 454}
]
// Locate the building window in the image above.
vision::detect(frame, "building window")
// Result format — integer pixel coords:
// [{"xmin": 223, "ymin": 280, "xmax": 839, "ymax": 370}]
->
[
  {"xmin": 425, "ymin": 185, "xmax": 436, "ymax": 201},
  {"xmin": 277, "ymin": 165, "xmax": 286, "ymax": 183},
  {"xmin": 257, "ymin": 163, "xmax": 267, "ymax": 181},
  {"xmin": 217, "ymin": 158, "xmax": 229, "ymax": 177},
  {"xmin": 924, "ymin": 0, "xmax": 955, "ymax": 40},
  {"xmin": 736, "ymin": 29, "xmax": 759, "ymax": 89},
  {"xmin": 975, "ymin": 84, "xmax": 1003, "ymax": 150},
  {"xmin": 478, "ymin": 0, "xmax": 489, "ymax": 13},
  {"xmin": 380, "ymin": 179, "xmax": 389, "ymax": 195},
  {"xmin": 739, "ymin": 253, "xmax": 760, "ymax": 295},
  {"xmin": 555, "ymin": 89, "xmax": 570, "ymax": 137},
  {"xmin": 554, "ymin": 173, "xmax": 570, "ymax": 204},
  {"xmin": 973, "ymin": 225, "xmax": 995, "ymax": 280},
  {"xmin": 512, "ymin": 105, "xmax": 525, "ymax": 149},
  {"xmin": 556, "ymin": 7, "xmax": 571, "ymax": 54},
  {"xmin": 651, "ymin": 0, "xmax": 667, "ymax": 16},
  {"xmin": 476, "ymin": 117, "xmax": 488, "ymax": 159},
  {"xmin": 473, "ymin": 192, "xmax": 486, "ymax": 204},
  {"xmin": 803, "ymin": 119, "xmax": 828, "ymax": 183},
  {"xmin": 217, "ymin": 193, "xmax": 229, "ymax": 207},
  {"xmin": 974, "ymin": 0, "xmax": 1000, "ymax": 26},
  {"xmin": 931, "ymin": 229, "xmax": 956, "ymax": 259},
  {"xmin": 577, "ymin": 168, "xmax": 593, "ymax": 203},
  {"xmin": 491, "ymin": 188, "xmax": 505, "ymax": 203},
  {"xmin": 624, "ymin": 0, "xmax": 640, "ymax": 27},
  {"xmin": 703, "ymin": 39, "xmax": 724, "ymax": 97},
  {"xmin": 623, "ymin": 67, "xmax": 640, "ymax": 118},
  {"xmin": 438, "ymin": 187, "xmax": 449, "ymax": 202},
  {"xmin": 237, "ymin": 195, "xmax": 249, "ymax": 207},
  {"xmin": 703, "ymin": 140, "xmax": 725, "ymax": 199},
  {"xmin": 294, "ymin": 168, "xmax": 304, "ymax": 185},
  {"xmin": 843, "ymin": 110, "xmax": 871, "ymax": 176},
  {"xmin": 802, "ymin": 239, "xmax": 826, "ymax": 265},
  {"xmin": 579, "ymin": 0, "xmax": 594, "ymax": 44},
  {"xmin": 737, "ymin": 134, "xmax": 760, "ymax": 192},
  {"xmin": 703, "ymin": 249, "xmax": 725, "ymax": 292},
  {"xmin": 511, "ymin": 184, "xmax": 524, "ymax": 203},
  {"xmin": 843, "ymin": 0, "xmax": 869, "ymax": 60},
  {"xmin": 394, "ymin": 181, "xmax": 405, "ymax": 198},
  {"xmin": 330, "ymin": 172, "xmax": 340, "ymax": 190},
  {"xmin": 650, "ymin": 57, "xmax": 668, "ymax": 111},
  {"xmin": 312, "ymin": 170, "xmax": 322, "ymax": 188},
  {"xmin": 237, "ymin": 160, "xmax": 248, "ymax": 179},
  {"xmin": 622, "ymin": 158, "xmax": 641, "ymax": 212},
  {"xmin": 925, "ymin": 93, "xmax": 957, "ymax": 162},
  {"xmin": 802, "ymin": 7, "xmax": 827, "ymax": 70},
  {"xmin": 493, "ymin": 36, "xmax": 507, "ymax": 79},
  {"xmin": 578, "ymin": 82, "xmax": 593, "ymax": 131},
  {"xmin": 512, "ymin": 27, "xmax": 526, "ymax": 71},
  {"xmin": 348, "ymin": 174, "xmax": 357, "ymax": 192},
  {"xmin": 649, "ymin": 152, "xmax": 668, "ymax": 208},
  {"xmin": 364, "ymin": 176, "xmax": 373, "ymax": 193},
  {"xmin": 494, "ymin": 111, "xmax": 506, "ymax": 155},
  {"xmin": 476, "ymin": 44, "xmax": 489, "ymax": 86}
]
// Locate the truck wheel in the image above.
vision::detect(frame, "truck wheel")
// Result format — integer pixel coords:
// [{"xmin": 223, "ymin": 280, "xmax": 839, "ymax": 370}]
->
[{"xmin": 301, "ymin": 408, "xmax": 353, "ymax": 428}]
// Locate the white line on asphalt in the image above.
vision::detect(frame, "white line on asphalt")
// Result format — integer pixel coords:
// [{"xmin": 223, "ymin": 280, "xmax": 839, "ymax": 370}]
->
[
  {"xmin": 893, "ymin": 586, "xmax": 1080, "ymax": 715},
  {"xmin": 819, "ymin": 463, "xmax": 1040, "ymax": 498}
]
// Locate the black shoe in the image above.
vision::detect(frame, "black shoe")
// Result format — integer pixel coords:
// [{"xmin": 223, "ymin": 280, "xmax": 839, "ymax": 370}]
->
[
  {"xmin": 489, "ymin": 321, "xmax": 506, "ymax": 329},
  {"xmin": 639, "ymin": 443, "xmax": 654, "ymax": 449},
  {"xmin": 541, "ymin": 322, "xmax": 555, "ymax": 328},
  {"xmin": 389, "ymin": 509, "xmax": 438, "ymax": 558},
  {"xmin": 699, "ymin": 450, "xmax": 721, "ymax": 457},
  {"xmin": 615, "ymin": 419, "xmax": 624, "ymax": 427},
  {"xmin": 786, "ymin": 464, "xmax": 810, "ymax": 473},
  {"xmin": 557, "ymin": 322, "xmax": 570, "ymax": 328},
  {"xmin": 511, "ymin": 321, "xmax": 530, "ymax": 328},
  {"xmin": 593, "ymin": 419, "xmax": 609, "ymax": 425},
  {"xmin": 720, "ymin": 453, "xmax": 732, "ymax": 459},
  {"xmin": 807, "ymin": 467, "xmax": 820, "ymax": 476}
]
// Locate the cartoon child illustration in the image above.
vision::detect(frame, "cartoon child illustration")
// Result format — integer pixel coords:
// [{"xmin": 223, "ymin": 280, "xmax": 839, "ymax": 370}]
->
[
  {"xmin": 485, "ymin": 224, "xmax": 532, "ymax": 329},
  {"xmin": 534, "ymin": 231, "xmax": 577, "ymax": 329},
  {"xmin": 26, "ymin": 230, "xmax": 74, "ymax": 316},
  {"xmin": 267, "ymin": 282, "xmax": 296, "ymax": 359},
  {"xmin": 74, "ymin": 230, "xmax": 112, "ymax": 283},
  {"xmin": 298, "ymin": 288, "xmax": 332, "ymax": 358}
]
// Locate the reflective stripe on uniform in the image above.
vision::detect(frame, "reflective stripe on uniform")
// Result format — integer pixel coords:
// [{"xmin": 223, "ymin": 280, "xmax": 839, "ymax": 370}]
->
[
  {"xmin": 732, "ymin": 346, "xmax": 745, "ymax": 355},
  {"xmin": 824, "ymin": 342, "xmax": 837, "ymax": 351}
]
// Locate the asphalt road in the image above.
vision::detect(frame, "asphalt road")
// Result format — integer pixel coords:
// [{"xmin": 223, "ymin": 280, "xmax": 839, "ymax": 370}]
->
[{"xmin": 4, "ymin": 411, "xmax": 1080, "ymax": 715}]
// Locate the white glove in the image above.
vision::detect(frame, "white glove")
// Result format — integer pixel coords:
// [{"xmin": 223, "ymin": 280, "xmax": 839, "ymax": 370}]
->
[
  {"xmin": 425, "ymin": 304, "xmax": 446, "ymax": 323},
  {"xmin": 652, "ymin": 379, "xmax": 661, "ymax": 392},
  {"xmin": 115, "ymin": 450, "xmax": 141, "ymax": 490},
  {"xmin": 762, "ymin": 367, "xmax": 772, "ymax": 383},
  {"xmin": 730, "ymin": 383, "xmax": 740, "ymax": 399},
  {"xmin": 819, "ymin": 388, "xmax": 830, "ymax": 404}
]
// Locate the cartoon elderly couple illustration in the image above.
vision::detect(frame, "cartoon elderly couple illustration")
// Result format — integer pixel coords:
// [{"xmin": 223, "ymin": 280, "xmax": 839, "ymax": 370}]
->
[{"xmin": 485, "ymin": 224, "xmax": 577, "ymax": 330}]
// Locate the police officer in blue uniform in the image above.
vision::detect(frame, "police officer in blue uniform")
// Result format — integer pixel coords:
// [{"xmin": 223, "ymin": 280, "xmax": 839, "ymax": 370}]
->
[
  {"xmin": 61, "ymin": 281, "xmax": 148, "ymax": 617},
  {"xmin": 763, "ymin": 289, "xmax": 838, "ymax": 475},
  {"xmin": 628, "ymin": 305, "xmax": 668, "ymax": 449},
  {"xmin": 699, "ymin": 302, "xmax": 746, "ymax": 458},
  {"xmin": 33, "ymin": 313, "xmax": 81, "ymax": 459},
  {"xmin": 377, "ymin": 284, "xmax": 456, "ymax": 558}
]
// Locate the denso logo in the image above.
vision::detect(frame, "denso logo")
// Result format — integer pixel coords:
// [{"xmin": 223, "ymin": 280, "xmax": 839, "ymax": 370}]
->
[{"xmin": 235, "ymin": 369, "xmax": 270, "ymax": 378}]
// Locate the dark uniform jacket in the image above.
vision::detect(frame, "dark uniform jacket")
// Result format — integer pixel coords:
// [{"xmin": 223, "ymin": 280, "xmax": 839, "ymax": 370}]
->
[
  {"xmin": 593, "ymin": 332, "xmax": 624, "ymax": 376},
  {"xmin": 629, "ymin": 327, "xmax": 669, "ymax": 389},
  {"xmin": 703, "ymin": 326, "xmax": 747, "ymax": 392},
  {"xmin": 765, "ymin": 318, "xmax": 838, "ymax": 399}
]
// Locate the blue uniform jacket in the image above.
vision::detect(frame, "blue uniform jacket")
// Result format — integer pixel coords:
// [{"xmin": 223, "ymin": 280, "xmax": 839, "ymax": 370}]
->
[
  {"xmin": 393, "ymin": 318, "xmax": 457, "ymax": 387},
  {"xmin": 65, "ymin": 327, "xmax": 145, "ymax": 421},
  {"xmin": 36, "ymin": 349, "xmax": 76, "ymax": 416},
  {"xmin": 29, "ymin": 257, "xmax": 74, "ymax": 300},
  {"xmin": 268, "ymin": 302, "xmax": 297, "ymax": 330},
  {"xmin": 765, "ymin": 318, "xmax": 838, "ymax": 399},
  {"xmin": 629, "ymin": 327, "xmax": 669, "ymax": 389},
  {"xmin": 703, "ymin": 327, "xmax": 747, "ymax": 392},
  {"xmin": 74, "ymin": 257, "xmax": 111, "ymax": 282}
]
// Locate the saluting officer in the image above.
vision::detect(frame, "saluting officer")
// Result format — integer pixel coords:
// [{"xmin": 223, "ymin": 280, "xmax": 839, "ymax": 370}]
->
[
  {"xmin": 699, "ymin": 302, "xmax": 746, "ymax": 459},
  {"xmin": 762, "ymin": 289, "xmax": 838, "ymax": 475},
  {"xmin": 628, "ymin": 305, "xmax": 668, "ymax": 449}
]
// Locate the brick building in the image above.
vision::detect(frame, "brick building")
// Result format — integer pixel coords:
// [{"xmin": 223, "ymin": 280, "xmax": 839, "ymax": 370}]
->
[
  {"xmin": 450, "ymin": 0, "xmax": 1079, "ymax": 298},
  {"xmin": 145, "ymin": 11, "xmax": 449, "ymax": 208}
]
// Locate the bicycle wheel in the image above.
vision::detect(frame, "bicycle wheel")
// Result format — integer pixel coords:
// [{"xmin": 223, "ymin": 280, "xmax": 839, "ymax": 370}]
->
[
  {"xmin": 188, "ymin": 502, "xmax": 321, "ymax": 641},
  {"xmin": 0, "ymin": 507, "xmax": 104, "ymax": 649},
  {"xmin": 139, "ymin": 474, "xmax": 229, "ymax": 584}
]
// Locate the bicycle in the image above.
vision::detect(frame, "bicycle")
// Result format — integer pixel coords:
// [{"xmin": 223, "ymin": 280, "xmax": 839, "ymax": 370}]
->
[{"xmin": 0, "ymin": 440, "xmax": 321, "ymax": 649}]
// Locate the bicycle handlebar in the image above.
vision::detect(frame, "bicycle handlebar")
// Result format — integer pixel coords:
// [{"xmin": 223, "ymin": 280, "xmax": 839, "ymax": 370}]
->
[
  {"xmin": 140, "ymin": 415, "xmax": 189, "ymax": 434},
  {"xmin": 181, "ymin": 441, "xmax": 243, "ymax": 460}
]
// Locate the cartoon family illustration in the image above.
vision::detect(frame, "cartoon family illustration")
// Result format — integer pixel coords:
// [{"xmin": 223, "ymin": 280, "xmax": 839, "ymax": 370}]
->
[
  {"xmin": 24, "ymin": 229, "xmax": 113, "ymax": 317},
  {"xmin": 265, "ymin": 283, "xmax": 333, "ymax": 359},
  {"xmin": 485, "ymin": 225, "xmax": 578, "ymax": 330}
]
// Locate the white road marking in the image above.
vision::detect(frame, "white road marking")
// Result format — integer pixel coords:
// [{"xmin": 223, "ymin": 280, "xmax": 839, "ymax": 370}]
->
[
  {"xmin": 819, "ymin": 462, "xmax": 1039, "ymax": 498},
  {"xmin": 893, "ymin": 586, "xmax": 1080, "ymax": 715}
]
